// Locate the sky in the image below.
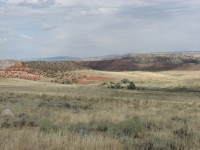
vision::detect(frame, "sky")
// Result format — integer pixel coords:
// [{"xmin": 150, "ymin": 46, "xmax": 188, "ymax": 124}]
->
[{"xmin": 0, "ymin": 0, "xmax": 200, "ymax": 59}]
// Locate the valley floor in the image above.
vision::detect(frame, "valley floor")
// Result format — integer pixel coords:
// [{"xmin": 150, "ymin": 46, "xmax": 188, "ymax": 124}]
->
[{"xmin": 0, "ymin": 71, "xmax": 200, "ymax": 149}]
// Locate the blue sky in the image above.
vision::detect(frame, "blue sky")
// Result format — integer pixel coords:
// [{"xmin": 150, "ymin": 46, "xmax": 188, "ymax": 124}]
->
[{"xmin": 0, "ymin": 0, "xmax": 200, "ymax": 59}]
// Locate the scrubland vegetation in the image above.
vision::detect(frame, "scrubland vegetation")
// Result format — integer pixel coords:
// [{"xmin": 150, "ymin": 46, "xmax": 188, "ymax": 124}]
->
[
  {"xmin": 0, "ymin": 70, "xmax": 200, "ymax": 149},
  {"xmin": 0, "ymin": 62, "xmax": 89, "ymax": 84}
]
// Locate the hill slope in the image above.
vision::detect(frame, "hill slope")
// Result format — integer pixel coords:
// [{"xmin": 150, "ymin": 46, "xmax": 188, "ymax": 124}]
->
[
  {"xmin": 0, "ymin": 60, "xmax": 19, "ymax": 70},
  {"xmin": 0, "ymin": 61, "xmax": 90, "ymax": 83},
  {"xmin": 79, "ymin": 54, "xmax": 200, "ymax": 71}
]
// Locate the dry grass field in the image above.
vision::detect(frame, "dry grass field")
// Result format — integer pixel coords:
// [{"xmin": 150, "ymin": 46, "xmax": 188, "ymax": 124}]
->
[{"xmin": 0, "ymin": 70, "xmax": 200, "ymax": 149}]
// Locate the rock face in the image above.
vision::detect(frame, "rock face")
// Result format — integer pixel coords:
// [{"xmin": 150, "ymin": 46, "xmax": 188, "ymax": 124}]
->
[
  {"xmin": 0, "ymin": 60, "xmax": 19, "ymax": 70},
  {"xmin": 0, "ymin": 109, "xmax": 14, "ymax": 117}
]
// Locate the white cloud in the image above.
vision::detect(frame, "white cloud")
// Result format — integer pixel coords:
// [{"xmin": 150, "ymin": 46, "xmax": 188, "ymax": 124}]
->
[
  {"xmin": 0, "ymin": 0, "xmax": 200, "ymax": 59},
  {"xmin": 0, "ymin": 38, "xmax": 7, "ymax": 44},
  {"xmin": 42, "ymin": 23, "xmax": 57, "ymax": 30},
  {"xmin": 17, "ymin": 0, "xmax": 55, "ymax": 8},
  {"xmin": 20, "ymin": 34, "xmax": 33, "ymax": 40},
  {"xmin": 1, "ymin": 0, "xmax": 22, "ymax": 3}
]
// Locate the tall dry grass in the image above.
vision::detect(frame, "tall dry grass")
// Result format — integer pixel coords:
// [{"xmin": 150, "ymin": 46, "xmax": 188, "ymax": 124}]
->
[
  {"xmin": 1, "ymin": 71, "xmax": 200, "ymax": 149},
  {"xmin": 0, "ymin": 92, "xmax": 200, "ymax": 149}
]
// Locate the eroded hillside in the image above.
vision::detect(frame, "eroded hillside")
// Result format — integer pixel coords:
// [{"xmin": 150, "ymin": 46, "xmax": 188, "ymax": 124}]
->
[
  {"xmin": 0, "ymin": 61, "xmax": 88, "ymax": 82},
  {"xmin": 79, "ymin": 54, "xmax": 200, "ymax": 71},
  {"xmin": 0, "ymin": 61, "xmax": 113, "ymax": 84},
  {"xmin": 0, "ymin": 60, "xmax": 19, "ymax": 70}
]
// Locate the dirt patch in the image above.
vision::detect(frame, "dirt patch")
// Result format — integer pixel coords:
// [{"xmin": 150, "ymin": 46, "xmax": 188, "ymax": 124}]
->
[
  {"xmin": 77, "ymin": 79, "xmax": 94, "ymax": 84},
  {"xmin": 86, "ymin": 75, "xmax": 112, "ymax": 81},
  {"xmin": 77, "ymin": 75, "xmax": 112, "ymax": 84}
]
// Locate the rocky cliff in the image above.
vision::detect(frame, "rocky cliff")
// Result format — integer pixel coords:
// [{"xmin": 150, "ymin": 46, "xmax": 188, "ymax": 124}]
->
[{"xmin": 0, "ymin": 60, "xmax": 19, "ymax": 70}]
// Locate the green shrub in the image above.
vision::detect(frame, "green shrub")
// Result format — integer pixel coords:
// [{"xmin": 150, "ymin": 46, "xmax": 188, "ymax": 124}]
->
[
  {"xmin": 40, "ymin": 120, "xmax": 59, "ymax": 133},
  {"xmin": 70, "ymin": 122, "xmax": 92, "ymax": 132},
  {"xmin": 40, "ymin": 93, "xmax": 47, "ymax": 100},
  {"xmin": 171, "ymin": 116, "xmax": 187, "ymax": 124},
  {"xmin": 108, "ymin": 120, "xmax": 144, "ymax": 137},
  {"xmin": 127, "ymin": 82, "xmax": 136, "ymax": 90},
  {"xmin": 148, "ymin": 137, "xmax": 177, "ymax": 150},
  {"xmin": 101, "ymin": 82, "xmax": 107, "ymax": 86},
  {"xmin": 92, "ymin": 120, "xmax": 110, "ymax": 132},
  {"xmin": 115, "ymin": 83, "xmax": 121, "ymax": 89},
  {"xmin": 38, "ymin": 101, "xmax": 53, "ymax": 107},
  {"xmin": 121, "ymin": 79, "xmax": 129, "ymax": 84},
  {"xmin": 1, "ymin": 121, "xmax": 12, "ymax": 128},
  {"xmin": 1, "ymin": 115, "xmax": 38, "ymax": 128},
  {"xmin": 174, "ymin": 126, "xmax": 188, "ymax": 138},
  {"xmin": 145, "ymin": 120, "xmax": 163, "ymax": 131},
  {"xmin": 66, "ymin": 80, "xmax": 72, "ymax": 84},
  {"xmin": 70, "ymin": 121, "xmax": 109, "ymax": 133}
]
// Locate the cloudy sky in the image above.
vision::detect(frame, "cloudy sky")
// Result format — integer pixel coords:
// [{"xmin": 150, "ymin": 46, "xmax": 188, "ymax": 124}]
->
[{"xmin": 0, "ymin": 0, "xmax": 200, "ymax": 59}]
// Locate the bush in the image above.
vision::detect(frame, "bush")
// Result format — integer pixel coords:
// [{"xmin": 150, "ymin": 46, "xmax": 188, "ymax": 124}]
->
[
  {"xmin": 127, "ymin": 82, "xmax": 136, "ymax": 90},
  {"xmin": 101, "ymin": 82, "xmax": 107, "ymax": 86},
  {"xmin": 1, "ymin": 121, "xmax": 11, "ymax": 128},
  {"xmin": 92, "ymin": 120, "xmax": 110, "ymax": 132},
  {"xmin": 40, "ymin": 120, "xmax": 59, "ymax": 133},
  {"xmin": 65, "ymin": 80, "xmax": 71, "ymax": 84},
  {"xmin": 171, "ymin": 116, "xmax": 187, "ymax": 124},
  {"xmin": 96, "ymin": 122, "xmax": 108, "ymax": 132},
  {"xmin": 70, "ymin": 122, "xmax": 92, "ymax": 132},
  {"xmin": 1, "ymin": 114, "xmax": 38, "ymax": 128},
  {"xmin": 174, "ymin": 126, "xmax": 188, "ymax": 138},
  {"xmin": 40, "ymin": 93, "xmax": 47, "ymax": 100},
  {"xmin": 145, "ymin": 120, "xmax": 163, "ymax": 131},
  {"xmin": 147, "ymin": 137, "xmax": 178, "ymax": 150},
  {"xmin": 108, "ymin": 120, "xmax": 144, "ymax": 137},
  {"xmin": 70, "ymin": 121, "xmax": 110, "ymax": 133},
  {"xmin": 121, "ymin": 79, "xmax": 129, "ymax": 84}
]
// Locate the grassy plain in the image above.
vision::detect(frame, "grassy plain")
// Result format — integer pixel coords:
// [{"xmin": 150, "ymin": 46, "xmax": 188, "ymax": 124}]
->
[{"xmin": 0, "ymin": 70, "xmax": 200, "ymax": 149}]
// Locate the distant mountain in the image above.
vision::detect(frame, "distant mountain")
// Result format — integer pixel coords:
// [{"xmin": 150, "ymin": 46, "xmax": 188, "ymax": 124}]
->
[
  {"xmin": 181, "ymin": 52, "xmax": 200, "ymax": 58},
  {"xmin": 23, "ymin": 54, "xmax": 126, "ymax": 62},
  {"xmin": 23, "ymin": 56, "xmax": 80, "ymax": 62},
  {"xmin": 101, "ymin": 54, "xmax": 127, "ymax": 58},
  {"xmin": 77, "ymin": 54, "xmax": 126, "ymax": 61},
  {"xmin": 0, "ymin": 60, "xmax": 19, "ymax": 70}
]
